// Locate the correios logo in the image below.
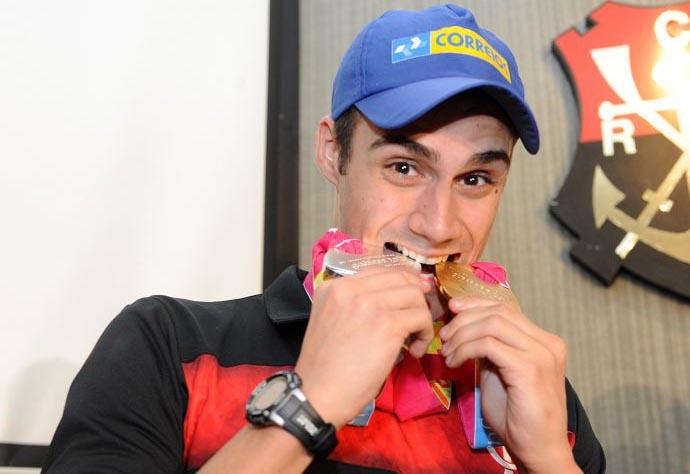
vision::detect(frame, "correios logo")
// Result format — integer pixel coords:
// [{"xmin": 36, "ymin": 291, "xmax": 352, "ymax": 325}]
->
[
  {"xmin": 552, "ymin": 2, "xmax": 690, "ymax": 299},
  {"xmin": 392, "ymin": 35, "xmax": 427, "ymax": 59},
  {"xmin": 391, "ymin": 26, "xmax": 511, "ymax": 82}
]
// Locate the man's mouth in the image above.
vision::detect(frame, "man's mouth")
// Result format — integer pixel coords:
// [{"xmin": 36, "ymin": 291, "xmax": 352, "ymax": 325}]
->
[{"xmin": 384, "ymin": 242, "xmax": 460, "ymax": 273}]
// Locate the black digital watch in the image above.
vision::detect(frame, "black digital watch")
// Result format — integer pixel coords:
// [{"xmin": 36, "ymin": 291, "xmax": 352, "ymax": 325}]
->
[{"xmin": 246, "ymin": 371, "xmax": 338, "ymax": 460}]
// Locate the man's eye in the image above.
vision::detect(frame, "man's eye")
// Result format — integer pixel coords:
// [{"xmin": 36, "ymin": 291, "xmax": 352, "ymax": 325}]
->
[
  {"xmin": 392, "ymin": 162, "xmax": 417, "ymax": 176},
  {"xmin": 461, "ymin": 174, "xmax": 492, "ymax": 186}
]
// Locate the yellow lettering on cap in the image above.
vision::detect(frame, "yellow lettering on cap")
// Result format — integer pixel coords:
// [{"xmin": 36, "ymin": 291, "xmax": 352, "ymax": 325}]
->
[{"xmin": 431, "ymin": 26, "xmax": 511, "ymax": 83}]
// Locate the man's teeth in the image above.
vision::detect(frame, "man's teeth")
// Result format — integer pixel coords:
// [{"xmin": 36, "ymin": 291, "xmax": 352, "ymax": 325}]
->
[{"xmin": 394, "ymin": 244, "xmax": 449, "ymax": 265}]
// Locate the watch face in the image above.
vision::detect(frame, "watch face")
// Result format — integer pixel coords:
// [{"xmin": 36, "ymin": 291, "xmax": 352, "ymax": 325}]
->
[{"xmin": 253, "ymin": 377, "xmax": 287, "ymax": 410}]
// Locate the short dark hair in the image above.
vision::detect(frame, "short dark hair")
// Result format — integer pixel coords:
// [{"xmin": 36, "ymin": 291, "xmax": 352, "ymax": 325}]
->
[
  {"xmin": 333, "ymin": 106, "xmax": 361, "ymax": 175},
  {"xmin": 332, "ymin": 91, "xmax": 518, "ymax": 175}
]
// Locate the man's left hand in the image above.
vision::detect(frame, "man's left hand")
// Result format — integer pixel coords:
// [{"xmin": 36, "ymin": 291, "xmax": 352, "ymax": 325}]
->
[{"xmin": 439, "ymin": 297, "xmax": 581, "ymax": 474}]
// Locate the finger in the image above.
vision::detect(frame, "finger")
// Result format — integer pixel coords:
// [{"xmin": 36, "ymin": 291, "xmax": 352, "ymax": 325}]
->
[
  {"xmin": 353, "ymin": 266, "xmax": 431, "ymax": 292},
  {"xmin": 445, "ymin": 335, "xmax": 523, "ymax": 369},
  {"xmin": 396, "ymin": 307, "xmax": 435, "ymax": 358},
  {"xmin": 441, "ymin": 307, "xmax": 559, "ymax": 366},
  {"xmin": 364, "ymin": 284, "xmax": 429, "ymax": 312},
  {"xmin": 441, "ymin": 313, "xmax": 534, "ymax": 357},
  {"xmin": 448, "ymin": 297, "xmax": 552, "ymax": 345},
  {"xmin": 315, "ymin": 269, "xmax": 429, "ymax": 303},
  {"xmin": 439, "ymin": 303, "xmax": 503, "ymax": 342},
  {"xmin": 448, "ymin": 296, "xmax": 499, "ymax": 311}
]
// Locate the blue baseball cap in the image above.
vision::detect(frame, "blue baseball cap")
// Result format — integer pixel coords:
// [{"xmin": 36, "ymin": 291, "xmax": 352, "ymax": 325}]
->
[{"xmin": 331, "ymin": 4, "xmax": 540, "ymax": 154}]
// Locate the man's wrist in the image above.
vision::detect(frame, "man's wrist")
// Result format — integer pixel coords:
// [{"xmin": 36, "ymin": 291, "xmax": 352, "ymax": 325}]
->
[
  {"xmin": 528, "ymin": 461, "xmax": 582, "ymax": 474},
  {"xmin": 298, "ymin": 378, "xmax": 345, "ymax": 430},
  {"xmin": 199, "ymin": 424, "xmax": 312, "ymax": 473},
  {"xmin": 517, "ymin": 444, "xmax": 580, "ymax": 474},
  {"xmin": 246, "ymin": 371, "xmax": 339, "ymax": 460}
]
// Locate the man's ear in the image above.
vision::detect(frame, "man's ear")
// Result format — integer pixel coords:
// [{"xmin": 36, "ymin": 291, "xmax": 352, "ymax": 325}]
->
[{"xmin": 315, "ymin": 115, "xmax": 341, "ymax": 186}]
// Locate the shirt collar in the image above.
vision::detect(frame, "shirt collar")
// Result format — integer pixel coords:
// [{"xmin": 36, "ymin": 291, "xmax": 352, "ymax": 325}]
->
[{"xmin": 264, "ymin": 265, "xmax": 311, "ymax": 324}]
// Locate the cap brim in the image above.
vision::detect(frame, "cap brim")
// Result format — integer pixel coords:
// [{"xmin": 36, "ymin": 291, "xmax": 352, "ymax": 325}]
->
[{"xmin": 354, "ymin": 77, "xmax": 540, "ymax": 154}]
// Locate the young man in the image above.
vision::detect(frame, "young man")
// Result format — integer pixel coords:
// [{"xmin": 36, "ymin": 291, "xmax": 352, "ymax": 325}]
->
[{"xmin": 43, "ymin": 4, "xmax": 605, "ymax": 473}]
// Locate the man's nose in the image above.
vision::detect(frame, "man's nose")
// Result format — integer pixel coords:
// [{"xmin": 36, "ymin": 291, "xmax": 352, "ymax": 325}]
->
[{"xmin": 408, "ymin": 184, "xmax": 463, "ymax": 246}]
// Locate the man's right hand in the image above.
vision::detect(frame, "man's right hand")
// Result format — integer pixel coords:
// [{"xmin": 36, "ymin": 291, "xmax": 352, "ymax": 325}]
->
[{"xmin": 295, "ymin": 267, "xmax": 435, "ymax": 429}]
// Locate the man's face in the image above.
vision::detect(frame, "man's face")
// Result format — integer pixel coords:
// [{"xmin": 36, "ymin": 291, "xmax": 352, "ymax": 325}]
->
[{"xmin": 328, "ymin": 95, "xmax": 515, "ymax": 266}]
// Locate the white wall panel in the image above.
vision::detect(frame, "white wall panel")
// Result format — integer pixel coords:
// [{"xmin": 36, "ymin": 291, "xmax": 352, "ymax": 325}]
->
[{"xmin": 0, "ymin": 0, "xmax": 269, "ymax": 445}]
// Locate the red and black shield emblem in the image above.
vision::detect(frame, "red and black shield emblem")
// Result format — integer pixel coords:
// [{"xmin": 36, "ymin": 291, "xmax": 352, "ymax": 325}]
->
[{"xmin": 552, "ymin": 1, "xmax": 690, "ymax": 299}]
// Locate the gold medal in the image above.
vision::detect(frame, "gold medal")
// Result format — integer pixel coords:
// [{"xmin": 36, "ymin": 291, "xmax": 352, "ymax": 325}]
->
[{"xmin": 434, "ymin": 261, "xmax": 520, "ymax": 309}]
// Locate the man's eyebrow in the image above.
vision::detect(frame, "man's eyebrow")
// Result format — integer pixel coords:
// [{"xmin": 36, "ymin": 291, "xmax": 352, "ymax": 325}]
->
[
  {"xmin": 370, "ymin": 137, "xmax": 511, "ymax": 166},
  {"xmin": 369, "ymin": 135, "xmax": 439, "ymax": 162},
  {"xmin": 469, "ymin": 150, "xmax": 511, "ymax": 166}
]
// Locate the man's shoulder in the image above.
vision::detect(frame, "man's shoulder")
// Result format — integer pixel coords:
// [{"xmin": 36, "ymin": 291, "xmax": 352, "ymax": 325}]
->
[
  {"xmin": 127, "ymin": 265, "xmax": 308, "ymax": 319},
  {"xmin": 110, "ymin": 265, "xmax": 311, "ymax": 366},
  {"xmin": 125, "ymin": 292, "xmax": 267, "ymax": 326}
]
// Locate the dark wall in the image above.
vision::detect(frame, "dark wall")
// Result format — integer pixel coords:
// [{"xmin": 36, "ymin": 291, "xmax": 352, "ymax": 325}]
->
[{"xmin": 297, "ymin": 1, "xmax": 690, "ymax": 473}]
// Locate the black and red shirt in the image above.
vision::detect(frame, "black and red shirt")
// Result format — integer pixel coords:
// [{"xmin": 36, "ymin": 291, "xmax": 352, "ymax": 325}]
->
[{"xmin": 43, "ymin": 266, "xmax": 605, "ymax": 473}]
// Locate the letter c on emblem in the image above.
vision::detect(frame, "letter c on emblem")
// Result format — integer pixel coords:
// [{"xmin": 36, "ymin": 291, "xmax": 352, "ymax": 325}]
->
[{"xmin": 655, "ymin": 10, "xmax": 690, "ymax": 50}]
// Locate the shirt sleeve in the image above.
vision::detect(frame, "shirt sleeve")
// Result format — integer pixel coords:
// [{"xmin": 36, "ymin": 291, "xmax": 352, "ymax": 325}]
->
[
  {"xmin": 566, "ymin": 379, "xmax": 606, "ymax": 474},
  {"xmin": 42, "ymin": 297, "xmax": 190, "ymax": 474}
]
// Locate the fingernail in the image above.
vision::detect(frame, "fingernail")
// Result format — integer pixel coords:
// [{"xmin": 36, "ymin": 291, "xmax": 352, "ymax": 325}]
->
[
  {"xmin": 445, "ymin": 354, "xmax": 454, "ymax": 366},
  {"xmin": 439, "ymin": 327, "xmax": 447, "ymax": 340}
]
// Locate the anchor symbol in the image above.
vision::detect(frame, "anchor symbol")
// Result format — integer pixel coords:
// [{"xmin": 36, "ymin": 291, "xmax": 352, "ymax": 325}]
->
[{"xmin": 588, "ymin": 10, "xmax": 690, "ymax": 265}]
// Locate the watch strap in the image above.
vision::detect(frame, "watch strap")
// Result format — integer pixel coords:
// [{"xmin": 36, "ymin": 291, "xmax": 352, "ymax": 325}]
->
[
  {"xmin": 309, "ymin": 423, "xmax": 338, "ymax": 461},
  {"xmin": 275, "ymin": 387, "xmax": 338, "ymax": 460}
]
